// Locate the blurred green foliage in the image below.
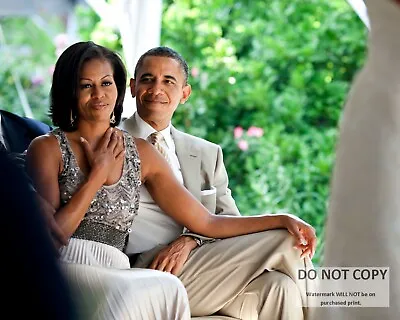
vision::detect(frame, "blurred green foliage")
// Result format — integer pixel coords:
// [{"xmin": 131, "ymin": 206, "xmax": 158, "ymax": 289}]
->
[
  {"xmin": 160, "ymin": 0, "xmax": 367, "ymax": 265},
  {"xmin": 0, "ymin": 16, "xmax": 60, "ymax": 124},
  {"xmin": 0, "ymin": 0, "xmax": 367, "ymax": 265}
]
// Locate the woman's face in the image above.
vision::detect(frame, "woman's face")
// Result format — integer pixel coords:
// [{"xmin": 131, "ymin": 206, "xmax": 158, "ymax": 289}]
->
[{"xmin": 77, "ymin": 58, "xmax": 118, "ymax": 124}]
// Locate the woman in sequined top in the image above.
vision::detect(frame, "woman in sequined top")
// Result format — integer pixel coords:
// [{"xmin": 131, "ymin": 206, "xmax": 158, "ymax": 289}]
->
[{"xmin": 25, "ymin": 41, "xmax": 191, "ymax": 320}]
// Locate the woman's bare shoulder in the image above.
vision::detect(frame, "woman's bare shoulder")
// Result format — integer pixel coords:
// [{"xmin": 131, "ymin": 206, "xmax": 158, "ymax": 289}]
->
[
  {"xmin": 28, "ymin": 132, "xmax": 59, "ymax": 152},
  {"xmin": 132, "ymin": 136, "xmax": 156, "ymax": 158},
  {"xmin": 27, "ymin": 132, "xmax": 62, "ymax": 169}
]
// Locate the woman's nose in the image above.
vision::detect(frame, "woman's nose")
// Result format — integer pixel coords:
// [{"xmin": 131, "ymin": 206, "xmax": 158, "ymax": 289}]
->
[{"xmin": 91, "ymin": 86, "xmax": 105, "ymax": 98}]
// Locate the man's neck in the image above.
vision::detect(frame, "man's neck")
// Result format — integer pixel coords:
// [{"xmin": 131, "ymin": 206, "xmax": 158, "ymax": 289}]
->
[{"xmin": 137, "ymin": 112, "xmax": 170, "ymax": 132}]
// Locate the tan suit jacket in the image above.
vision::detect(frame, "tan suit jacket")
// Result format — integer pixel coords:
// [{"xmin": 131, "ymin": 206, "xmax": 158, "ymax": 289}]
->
[
  {"xmin": 121, "ymin": 116, "xmax": 240, "ymax": 241},
  {"xmin": 171, "ymin": 126, "xmax": 240, "ymax": 217}
]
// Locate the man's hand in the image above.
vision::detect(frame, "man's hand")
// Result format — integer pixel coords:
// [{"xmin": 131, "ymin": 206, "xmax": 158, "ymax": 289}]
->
[
  {"xmin": 149, "ymin": 236, "xmax": 198, "ymax": 275},
  {"xmin": 36, "ymin": 193, "xmax": 68, "ymax": 249},
  {"xmin": 282, "ymin": 214, "xmax": 317, "ymax": 259}
]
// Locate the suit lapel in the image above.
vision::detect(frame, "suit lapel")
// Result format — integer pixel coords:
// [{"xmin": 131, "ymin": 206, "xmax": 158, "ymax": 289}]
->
[
  {"xmin": 171, "ymin": 126, "xmax": 202, "ymax": 201},
  {"xmin": 1, "ymin": 111, "xmax": 30, "ymax": 152},
  {"xmin": 122, "ymin": 117, "xmax": 202, "ymax": 200}
]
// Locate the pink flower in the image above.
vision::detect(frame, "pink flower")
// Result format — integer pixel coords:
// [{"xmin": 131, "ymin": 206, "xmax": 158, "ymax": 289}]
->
[
  {"xmin": 191, "ymin": 67, "xmax": 200, "ymax": 78},
  {"xmin": 54, "ymin": 33, "xmax": 69, "ymax": 49},
  {"xmin": 247, "ymin": 126, "xmax": 264, "ymax": 138},
  {"xmin": 237, "ymin": 139, "xmax": 249, "ymax": 151},
  {"xmin": 30, "ymin": 74, "xmax": 44, "ymax": 86},
  {"xmin": 234, "ymin": 126, "xmax": 243, "ymax": 139},
  {"xmin": 48, "ymin": 65, "xmax": 55, "ymax": 75}
]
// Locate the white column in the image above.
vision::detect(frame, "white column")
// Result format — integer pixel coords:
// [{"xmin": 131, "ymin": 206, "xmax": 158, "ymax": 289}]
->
[
  {"xmin": 117, "ymin": 0, "xmax": 163, "ymax": 117},
  {"xmin": 346, "ymin": 0, "xmax": 370, "ymax": 29}
]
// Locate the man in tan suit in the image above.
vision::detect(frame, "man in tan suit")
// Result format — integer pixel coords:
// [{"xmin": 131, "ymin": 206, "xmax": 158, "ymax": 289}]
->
[{"xmin": 121, "ymin": 47, "xmax": 317, "ymax": 319}]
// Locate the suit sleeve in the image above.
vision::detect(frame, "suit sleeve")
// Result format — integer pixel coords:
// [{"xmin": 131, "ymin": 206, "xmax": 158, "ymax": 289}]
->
[
  {"xmin": 181, "ymin": 145, "xmax": 241, "ymax": 243},
  {"xmin": 213, "ymin": 145, "xmax": 241, "ymax": 216}
]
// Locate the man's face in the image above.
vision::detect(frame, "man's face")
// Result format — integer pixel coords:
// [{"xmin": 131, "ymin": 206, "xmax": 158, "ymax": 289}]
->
[{"xmin": 131, "ymin": 56, "xmax": 191, "ymax": 125}]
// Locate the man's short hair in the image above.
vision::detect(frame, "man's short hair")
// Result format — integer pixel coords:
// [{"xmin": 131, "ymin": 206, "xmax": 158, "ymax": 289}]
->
[
  {"xmin": 50, "ymin": 41, "xmax": 127, "ymax": 131},
  {"xmin": 134, "ymin": 46, "xmax": 189, "ymax": 84}
]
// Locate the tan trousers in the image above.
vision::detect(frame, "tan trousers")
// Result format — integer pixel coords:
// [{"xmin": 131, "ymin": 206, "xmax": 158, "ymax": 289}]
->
[
  {"xmin": 188, "ymin": 272, "xmax": 303, "ymax": 320},
  {"xmin": 135, "ymin": 230, "xmax": 315, "ymax": 319}
]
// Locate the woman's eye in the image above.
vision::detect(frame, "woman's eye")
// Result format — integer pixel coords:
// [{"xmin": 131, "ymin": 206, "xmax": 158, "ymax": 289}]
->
[
  {"xmin": 102, "ymin": 81, "xmax": 113, "ymax": 86},
  {"xmin": 80, "ymin": 84, "xmax": 91, "ymax": 89}
]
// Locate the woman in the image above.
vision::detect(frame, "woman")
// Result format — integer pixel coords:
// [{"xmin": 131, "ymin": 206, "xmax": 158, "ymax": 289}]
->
[
  {"xmin": 26, "ymin": 41, "xmax": 316, "ymax": 318},
  {"xmin": 26, "ymin": 41, "xmax": 190, "ymax": 320}
]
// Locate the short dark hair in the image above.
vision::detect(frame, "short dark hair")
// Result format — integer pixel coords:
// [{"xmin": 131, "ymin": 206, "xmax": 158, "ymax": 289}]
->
[
  {"xmin": 50, "ymin": 41, "xmax": 127, "ymax": 131},
  {"xmin": 134, "ymin": 46, "xmax": 189, "ymax": 84}
]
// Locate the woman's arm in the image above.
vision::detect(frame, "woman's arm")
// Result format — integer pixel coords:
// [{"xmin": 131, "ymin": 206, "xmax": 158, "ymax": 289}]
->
[
  {"xmin": 137, "ymin": 139, "xmax": 317, "ymax": 257},
  {"xmin": 26, "ymin": 128, "xmax": 123, "ymax": 240}
]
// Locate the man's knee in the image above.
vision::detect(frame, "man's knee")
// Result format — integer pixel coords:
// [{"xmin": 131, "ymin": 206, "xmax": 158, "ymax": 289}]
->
[
  {"xmin": 254, "ymin": 229, "xmax": 301, "ymax": 260},
  {"xmin": 254, "ymin": 229, "xmax": 295, "ymax": 247}
]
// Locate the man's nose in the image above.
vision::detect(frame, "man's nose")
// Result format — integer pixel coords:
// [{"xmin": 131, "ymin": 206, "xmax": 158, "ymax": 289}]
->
[{"xmin": 148, "ymin": 81, "xmax": 164, "ymax": 95}]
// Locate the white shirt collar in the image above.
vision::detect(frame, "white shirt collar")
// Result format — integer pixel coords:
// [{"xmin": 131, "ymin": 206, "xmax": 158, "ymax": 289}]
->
[
  {"xmin": 0, "ymin": 113, "xmax": 5, "ymax": 146},
  {"xmin": 134, "ymin": 112, "xmax": 174, "ymax": 150}
]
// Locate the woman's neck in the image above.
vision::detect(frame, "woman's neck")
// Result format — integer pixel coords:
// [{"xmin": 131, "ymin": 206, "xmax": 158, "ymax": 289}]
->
[{"xmin": 75, "ymin": 121, "xmax": 112, "ymax": 146}]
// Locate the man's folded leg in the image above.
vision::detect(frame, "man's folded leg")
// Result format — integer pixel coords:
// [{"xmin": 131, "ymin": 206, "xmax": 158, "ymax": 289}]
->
[
  {"xmin": 219, "ymin": 271, "xmax": 303, "ymax": 320},
  {"xmin": 177, "ymin": 229, "xmax": 314, "ymax": 318}
]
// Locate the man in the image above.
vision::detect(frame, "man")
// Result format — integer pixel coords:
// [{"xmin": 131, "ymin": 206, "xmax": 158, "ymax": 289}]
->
[
  {"xmin": 0, "ymin": 109, "xmax": 69, "ymax": 247},
  {"xmin": 1, "ymin": 147, "xmax": 76, "ymax": 319},
  {"xmin": 0, "ymin": 109, "xmax": 51, "ymax": 153},
  {"xmin": 121, "ymin": 47, "xmax": 317, "ymax": 319}
]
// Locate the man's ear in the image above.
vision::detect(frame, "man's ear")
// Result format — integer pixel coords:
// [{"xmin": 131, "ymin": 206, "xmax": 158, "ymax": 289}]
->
[
  {"xmin": 129, "ymin": 78, "xmax": 136, "ymax": 98},
  {"xmin": 180, "ymin": 84, "xmax": 192, "ymax": 104}
]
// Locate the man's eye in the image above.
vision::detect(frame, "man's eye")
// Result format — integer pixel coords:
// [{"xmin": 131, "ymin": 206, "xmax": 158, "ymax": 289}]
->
[
  {"xmin": 141, "ymin": 78, "xmax": 152, "ymax": 82},
  {"xmin": 165, "ymin": 80, "xmax": 174, "ymax": 84}
]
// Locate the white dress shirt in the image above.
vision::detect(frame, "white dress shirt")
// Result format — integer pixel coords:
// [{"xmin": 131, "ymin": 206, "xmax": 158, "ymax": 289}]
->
[
  {"xmin": 0, "ymin": 114, "xmax": 8, "ymax": 150},
  {"xmin": 125, "ymin": 113, "xmax": 184, "ymax": 254}
]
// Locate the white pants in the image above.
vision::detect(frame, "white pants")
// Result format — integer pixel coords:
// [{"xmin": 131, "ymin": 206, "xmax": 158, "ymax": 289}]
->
[{"xmin": 60, "ymin": 238, "xmax": 190, "ymax": 320}]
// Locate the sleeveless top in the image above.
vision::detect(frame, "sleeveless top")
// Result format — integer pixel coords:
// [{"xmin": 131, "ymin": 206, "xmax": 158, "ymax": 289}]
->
[{"xmin": 52, "ymin": 128, "xmax": 141, "ymax": 251}]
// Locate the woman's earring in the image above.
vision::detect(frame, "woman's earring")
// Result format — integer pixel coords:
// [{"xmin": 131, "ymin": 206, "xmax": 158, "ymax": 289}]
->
[
  {"xmin": 110, "ymin": 111, "xmax": 116, "ymax": 124},
  {"xmin": 70, "ymin": 110, "xmax": 75, "ymax": 126}
]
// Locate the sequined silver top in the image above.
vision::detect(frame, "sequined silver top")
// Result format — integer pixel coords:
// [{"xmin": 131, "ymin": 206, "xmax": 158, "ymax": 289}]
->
[{"xmin": 52, "ymin": 128, "xmax": 141, "ymax": 251}]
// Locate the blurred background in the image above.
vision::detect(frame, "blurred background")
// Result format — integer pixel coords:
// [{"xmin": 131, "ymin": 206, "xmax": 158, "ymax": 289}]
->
[{"xmin": 0, "ymin": 0, "xmax": 369, "ymax": 265}]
